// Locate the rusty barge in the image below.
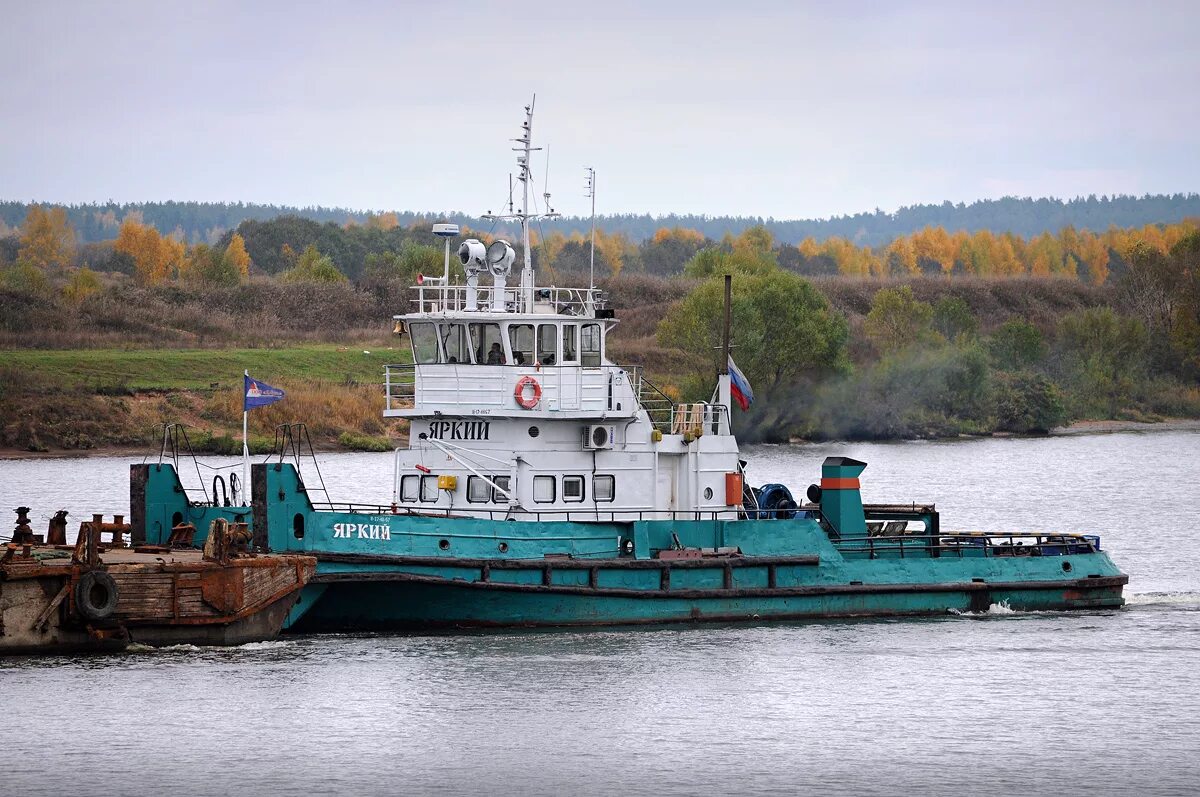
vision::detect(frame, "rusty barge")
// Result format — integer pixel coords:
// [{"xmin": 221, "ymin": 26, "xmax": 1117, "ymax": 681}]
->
[{"xmin": 0, "ymin": 508, "xmax": 315, "ymax": 655}]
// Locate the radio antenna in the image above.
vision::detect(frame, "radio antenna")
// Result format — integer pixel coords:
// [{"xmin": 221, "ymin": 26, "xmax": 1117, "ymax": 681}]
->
[{"xmin": 584, "ymin": 166, "xmax": 596, "ymax": 301}]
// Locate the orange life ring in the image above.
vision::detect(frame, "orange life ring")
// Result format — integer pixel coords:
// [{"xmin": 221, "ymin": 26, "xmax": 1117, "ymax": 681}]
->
[{"xmin": 514, "ymin": 375, "xmax": 542, "ymax": 409}]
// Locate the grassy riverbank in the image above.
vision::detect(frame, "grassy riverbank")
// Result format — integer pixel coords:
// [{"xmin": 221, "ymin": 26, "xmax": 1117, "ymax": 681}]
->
[{"xmin": 0, "ymin": 344, "xmax": 407, "ymax": 453}]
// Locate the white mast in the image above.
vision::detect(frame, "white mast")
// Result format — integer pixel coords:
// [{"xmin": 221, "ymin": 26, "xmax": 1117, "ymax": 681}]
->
[
  {"xmin": 517, "ymin": 96, "xmax": 536, "ymax": 312},
  {"xmin": 483, "ymin": 94, "xmax": 559, "ymax": 313},
  {"xmin": 585, "ymin": 166, "xmax": 596, "ymax": 311}
]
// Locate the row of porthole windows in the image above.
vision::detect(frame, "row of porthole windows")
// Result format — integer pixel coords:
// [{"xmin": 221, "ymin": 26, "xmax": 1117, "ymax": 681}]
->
[{"xmin": 398, "ymin": 473, "xmax": 615, "ymax": 504}]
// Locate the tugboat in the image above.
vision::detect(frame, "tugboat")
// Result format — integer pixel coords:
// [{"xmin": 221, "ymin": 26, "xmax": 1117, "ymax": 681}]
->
[{"xmin": 135, "ymin": 99, "xmax": 1127, "ymax": 629}]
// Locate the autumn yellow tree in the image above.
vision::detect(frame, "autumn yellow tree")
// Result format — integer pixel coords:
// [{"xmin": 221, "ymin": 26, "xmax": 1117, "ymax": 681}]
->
[
  {"xmin": 115, "ymin": 218, "xmax": 183, "ymax": 285},
  {"xmin": 365, "ymin": 212, "xmax": 400, "ymax": 230},
  {"xmin": 18, "ymin": 205, "xmax": 76, "ymax": 270},
  {"xmin": 733, "ymin": 225, "xmax": 774, "ymax": 260},
  {"xmin": 1078, "ymin": 231, "xmax": 1110, "ymax": 285},
  {"xmin": 224, "ymin": 232, "xmax": 252, "ymax": 279},
  {"xmin": 884, "ymin": 236, "xmax": 918, "ymax": 275},
  {"xmin": 595, "ymin": 229, "xmax": 634, "ymax": 277},
  {"xmin": 538, "ymin": 231, "xmax": 567, "ymax": 272}
]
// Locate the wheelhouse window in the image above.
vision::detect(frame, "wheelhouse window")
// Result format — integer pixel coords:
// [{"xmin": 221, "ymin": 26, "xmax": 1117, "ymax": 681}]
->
[
  {"xmin": 400, "ymin": 475, "xmax": 420, "ymax": 502},
  {"xmin": 536, "ymin": 324, "xmax": 557, "ymax": 365},
  {"xmin": 467, "ymin": 476, "xmax": 491, "ymax": 503},
  {"xmin": 563, "ymin": 475, "xmax": 585, "ymax": 503},
  {"xmin": 439, "ymin": 322, "xmax": 473, "ymax": 364},
  {"xmin": 581, "ymin": 323, "xmax": 602, "ymax": 367},
  {"xmin": 533, "ymin": 475, "xmax": 556, "ymax": 503},
  {"xmin": 420, "ymin": 475, "xmax": 440, "ymax": 502},
  {"xmin": 593, "ymin": 474, "xmax": 615, "ymax": 502},
  {"xmin": 508, "ymin": 324, "xmax": 534, "ymax": 366},
  {"xmin": 409, "ymin": 322, "xmax": 439, "ymax": 364},
  {"xmin": 562, "ymin": 325, "xmax": 579, "ymax": 364},
  {"xmin": 470, "ymin": 322, "xmax": 505, "ymax": 364}
]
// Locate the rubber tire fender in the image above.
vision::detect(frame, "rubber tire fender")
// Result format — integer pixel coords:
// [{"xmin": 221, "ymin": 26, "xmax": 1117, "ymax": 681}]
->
[{"xmin": 76, "ymin": 570, "xmax": 120, "ymax": 621}]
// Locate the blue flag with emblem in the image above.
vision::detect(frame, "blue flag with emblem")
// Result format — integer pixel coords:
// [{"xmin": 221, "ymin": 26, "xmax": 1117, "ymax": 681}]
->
[{"xmin": 244, "ymin": 374, "xmax": 285, "ymax": 411}]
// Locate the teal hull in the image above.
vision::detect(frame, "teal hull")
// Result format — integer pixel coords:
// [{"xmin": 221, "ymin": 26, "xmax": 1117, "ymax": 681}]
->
[
  {"xmin": 289, "ymin": 574, "xmax": 1125, "ymax": 631},
  {"xmin": 132, "ymin": 462, "xmax": 1129, "ymax": 632}
]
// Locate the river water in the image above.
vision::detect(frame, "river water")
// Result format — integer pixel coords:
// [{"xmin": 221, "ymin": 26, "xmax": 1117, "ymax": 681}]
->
[{"xmin": 1, "ymin": 430, "xmax": 1198, "ymax": 795}]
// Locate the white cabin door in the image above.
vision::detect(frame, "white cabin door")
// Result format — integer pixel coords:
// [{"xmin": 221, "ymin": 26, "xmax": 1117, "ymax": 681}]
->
[{"xmin": 559, "ymin": 325, "xmax": 581, "ymax": 410}]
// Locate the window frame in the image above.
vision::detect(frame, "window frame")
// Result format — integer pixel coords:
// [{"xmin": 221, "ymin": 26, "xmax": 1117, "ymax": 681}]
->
[
  {"xmin": 470, "ymin": 322, "xmax": 505, "ymax": 365},
  {"xmin": 536, "ymin": 324, "xmax": 558, "ymax": 365},
  {"xmin": 420, "ymin": 475, "xmax": 440, "ymax": 503},
  {"xmin": 562, "ymin": 475, "xmax": 585, "ymax": 503},
  {"xmin": 491, "ymin": 475, "xmax": 511, "ymax": 503},
  {"xmin": 533, "ymin": 475, "xmax": 556, "ymax": 503},
  {"xmin": 593, "ymin": 474, "xmax": 615, "ymax": 503},
  {"xmin": 581, "ymin": 323, "xmax": 602, "ymax": 367},
  {"xmin": 400, "ymin": 474, "xmax": 420, "ymax": 502},
  {"xmin": 466, "ymin": 475, "xmax": 491, "ymax": 503},
  {"xmin": 409, "ymin": 322, "xmax": 440, "ymax": 364},
  {"xmin": 508, "ymin": 323, "xmax": 534, "ymax": 367},
  {"xmin": 561, "ymin": 324, "xmax": 579, "ymax": 364}
]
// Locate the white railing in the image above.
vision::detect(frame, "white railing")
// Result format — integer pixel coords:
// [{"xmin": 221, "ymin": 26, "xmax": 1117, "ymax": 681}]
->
[
  {"xmin": 411, "ymin": 284, "xmax": 606, "ymax": 315},
  {"xmin": 670, "ymin": 402, "xmax": 729, "ymax": 437}
]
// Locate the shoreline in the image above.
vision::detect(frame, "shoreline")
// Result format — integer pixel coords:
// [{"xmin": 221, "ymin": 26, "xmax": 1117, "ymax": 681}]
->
[{"xmin": 3, "ymin": 418, "xmax": 1197, "ymax": 461}]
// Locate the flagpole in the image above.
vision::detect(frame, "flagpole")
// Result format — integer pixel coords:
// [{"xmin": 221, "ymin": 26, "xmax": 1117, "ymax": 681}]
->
[
  {"xmin": 719, "ymin": 274, "xmax": 732, "ymax": 417},
  {"xmin": 242, "ymin": 369, "xmax": 250, "ymax": 506}
]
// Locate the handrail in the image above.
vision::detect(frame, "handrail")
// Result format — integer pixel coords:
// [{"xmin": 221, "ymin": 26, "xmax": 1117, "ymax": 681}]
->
[
  {"xmin": 411, "ymin": 283, "xmax": 607, "ymax": 315},
  {"xmin": 834, "ymin": 531, "xmax": 1099, "ymax": 559},
  {"xmin": 310, "ymin": 502, "xmax": 742, "ymax": 523}
]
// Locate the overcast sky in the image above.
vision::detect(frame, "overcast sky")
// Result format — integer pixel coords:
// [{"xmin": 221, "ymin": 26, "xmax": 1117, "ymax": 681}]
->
[{"xmin": 2, "ymin": 1, "xmax": 1196, "ymax": 220}]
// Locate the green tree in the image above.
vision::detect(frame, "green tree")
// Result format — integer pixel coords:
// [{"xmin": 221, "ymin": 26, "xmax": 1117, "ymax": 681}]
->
[
  {"xmin": 1053, "ymin": 307, "xmax": 1148, "ymax": 417},
  {"xmin": 280, "ymin": 244, "xmax": 346, "ymax": 283},
  {"xmin": 0, "ymin": 261, "xmax": 52, "ymax": 296},
  {"xmin": 988, "ymin": 320, "xmax": 1047, "ymax": 370},
  {"xmin": 62, "ymin": 267, "xmax": 102, "ymax": 303},
  {"xmin": 932, "ymin": 296, "xmax": 978, "ymax": 341},
  {"xmin": 182, "ymin": 243, "xmax": 241, "ymax": 286},
  {"xmin": 682, "ymin": 247, "xmax": 775, "ymax": 279},
  {"xmin": 864, "ymin": 285, "xmax": 934, "ymax": 351},
  {"xmin": 993, "ymin": 372, "xmax": 1067, "ymax": 433},
  {"xmin": 1168, "ymin": 230, "xmax": 1200, "ymax": 375},
  {"xmin": 658, "ymin": 270, "xmax": 848, "ymax": 395}
]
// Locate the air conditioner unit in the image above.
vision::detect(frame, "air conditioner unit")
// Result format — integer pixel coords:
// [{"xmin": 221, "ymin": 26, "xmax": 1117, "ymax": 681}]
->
[{"xmin": 583, "ymin": 425, "xmax": 616, "ymax": 451}]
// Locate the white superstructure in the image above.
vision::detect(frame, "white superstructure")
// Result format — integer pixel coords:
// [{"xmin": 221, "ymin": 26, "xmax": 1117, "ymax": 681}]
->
[{"xmin": 384, "ymin": 99, "xmax": 743, "ymax": 521}]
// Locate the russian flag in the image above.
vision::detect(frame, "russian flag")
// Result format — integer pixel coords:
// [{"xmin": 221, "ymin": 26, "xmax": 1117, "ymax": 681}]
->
[{"xmin": 728, "ymin": 356, "xmax": 754, "ymax": 411}]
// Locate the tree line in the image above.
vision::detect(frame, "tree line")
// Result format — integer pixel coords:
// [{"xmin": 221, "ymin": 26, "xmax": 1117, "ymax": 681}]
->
[
  {"xmin": 3, "ymin": 193, "xmax": 1199, "ymax": 247},
  {"xmin": 3, "ymin": 204, "xmax": 1198, "ymax": 297},
  {"xmin": 657, "ymin": 232, "xmax": 1200, "ymax": 441}
]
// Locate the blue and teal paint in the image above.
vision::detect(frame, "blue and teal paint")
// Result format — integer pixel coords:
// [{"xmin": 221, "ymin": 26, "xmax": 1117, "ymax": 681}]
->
[{"xmin": 131, "ymin": 459, "xmax": 1127, "ymax": 631}]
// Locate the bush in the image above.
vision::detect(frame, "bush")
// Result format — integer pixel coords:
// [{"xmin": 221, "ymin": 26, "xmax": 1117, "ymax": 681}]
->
[
  {"xmin": 993, "ymin": 372, "xmax": 1067, "ymax": 433},
  {"xmin": 338, "ymin": 432, "xmax": 391, "ymax": 452},
  {"xmin": 1053, "ymin": 307, "xmax": 1148, "ymax": 417},
  {"xmin": 864, "ymin": 285, "xmax": 934, "ymax": 351},
  {"xmin": 988, "ymin": 319, "xmax": 1047, "ymax": 369}
]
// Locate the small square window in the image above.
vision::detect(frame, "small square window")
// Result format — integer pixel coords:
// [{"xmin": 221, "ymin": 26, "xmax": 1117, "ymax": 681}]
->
[
  {"xmin": 492, "ymin": 476, "xmax": 511, "ymax": 503},
  {"xmin": 593, "ymin": 475, "xmax": 615, "ymax": 502},
  {"xmin": 400, "ymin": 475, "xmax": 420, "ymax": 502},
  {"xmin": 563, "ymin": 475, "xmax": 585, "ymax": 503},
  {"xmin": 467, "ymin": 476, "xmax": 491, "ymax": 503},
  {"xmin": 533, "ymin": 475, "xmax": 556, "ymax": 503},
  {"xmin": 420, "ymin": 475, "xmax": 440, "ymax": 502}
]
